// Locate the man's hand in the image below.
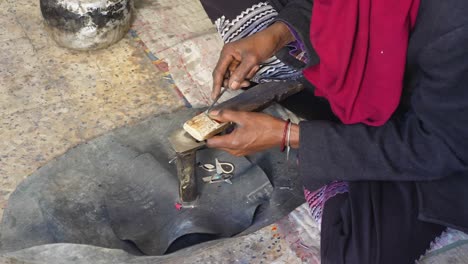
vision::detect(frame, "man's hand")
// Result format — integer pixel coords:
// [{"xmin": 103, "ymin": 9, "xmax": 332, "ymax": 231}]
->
[
  {"xmin": 207, "ymin": 110, "xmax": 299, "ymax": 156},
  {"xmin": 212, "ymin": 22, "xmax": 295, "ymax": 99}
]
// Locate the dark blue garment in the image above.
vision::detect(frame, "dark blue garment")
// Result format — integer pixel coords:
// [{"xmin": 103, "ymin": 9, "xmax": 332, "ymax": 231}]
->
[{"xmin": 299, "ymin": 0, "xmax": 468, "ymax": 234}]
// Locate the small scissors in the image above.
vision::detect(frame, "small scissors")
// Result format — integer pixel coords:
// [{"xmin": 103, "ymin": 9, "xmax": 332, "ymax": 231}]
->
[
  {"xmin": 202, "ymin": 173, "xmax": 233, "ymax": 184},
  {"xmin": 198, "ymin": 158, "xmax": 234, "ymax": 174},
  {"xmin": 201, "ymin": 158, "xmax": 235, "ymax": 184}
]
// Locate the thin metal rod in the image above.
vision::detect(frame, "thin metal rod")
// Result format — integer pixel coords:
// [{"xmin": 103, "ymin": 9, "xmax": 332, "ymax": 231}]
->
[{"xmin": 205, "ymin": 87, "xmax": 228, "ymax": 115}]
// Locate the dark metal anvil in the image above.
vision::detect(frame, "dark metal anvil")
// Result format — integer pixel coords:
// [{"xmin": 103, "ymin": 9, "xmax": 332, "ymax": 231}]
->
[{"xmin": 168, "ymin": 129, "xmax": 206, "ymax": 203}]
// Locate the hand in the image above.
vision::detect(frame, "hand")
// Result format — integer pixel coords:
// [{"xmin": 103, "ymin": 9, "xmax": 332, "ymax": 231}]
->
[
  {"xmin": 212, "ymin": 22, "xmax": 295, "ymax": 99},
  {"xmin": 207, "ymin": 110, "xmax": 299, "ymax": 156}
]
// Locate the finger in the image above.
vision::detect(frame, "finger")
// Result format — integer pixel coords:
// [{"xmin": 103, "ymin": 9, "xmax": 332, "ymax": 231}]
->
[
  {"xmin": 229, "ymin": 59, "xmax": 256, "ymax": 90},
  {"xmin": 212, "ymin": 54, "xmax": 235, "ymax": 99},
  {"xmin": 228, "ymin": 60, "xmax": 240, "ymax": 75},
  {"xmin": 206, "ymin": 134, "xmax": 235, "ymax": 149},
  {"xmin": 219, "ymin": 147, "xmax": 244, "ymax": 157},
  {"xmin": 240, "ymin": 80, "xmax": 251, "ymax": 88},
  {"xmin": 246, "ymin": 65, "xmax": 260, "ymax": 79},
  {"xmin": 208, "ymin": 109, "xmax": 245, "ymax": 124},
  {"xmin": 211, "ymin": 144, "xmax": 246, "ymax": 157},
  {"xmin": 223, "ymin": 70, "xmax": 230, "ymax": 88}
]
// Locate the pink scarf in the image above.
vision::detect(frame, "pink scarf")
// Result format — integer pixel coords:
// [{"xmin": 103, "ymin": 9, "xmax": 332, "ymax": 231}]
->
[{"xmin": 303, "ymin": 0, "xmax": 420, "ymax": 126}]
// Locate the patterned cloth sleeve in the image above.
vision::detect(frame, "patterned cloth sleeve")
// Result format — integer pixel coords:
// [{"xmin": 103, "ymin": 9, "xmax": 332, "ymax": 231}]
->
[
  {"xmin": 281, "ymin": 20, "xmax": 309, "ymax": 64},
  {"xmin": 213, "ymin": 2, "xmax": 303, "ymax": 83},
  {"xmin": 304, "ymin": 181, "xmax": 349, "ymax": 227},
  {"xmin": 270, "ymin": 0, "xmax": 319, "ymax": 69}
]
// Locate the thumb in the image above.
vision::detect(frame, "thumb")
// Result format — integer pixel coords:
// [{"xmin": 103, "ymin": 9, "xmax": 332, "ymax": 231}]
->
[{"xmin": 209, "ymin": 109, "xmax": 244, "ymax": 124}]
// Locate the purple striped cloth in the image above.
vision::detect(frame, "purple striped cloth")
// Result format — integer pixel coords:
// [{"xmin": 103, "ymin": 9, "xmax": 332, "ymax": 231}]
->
[{"xmin": 304, "ymin": 181, "xmax": 349, "ymax": 226}]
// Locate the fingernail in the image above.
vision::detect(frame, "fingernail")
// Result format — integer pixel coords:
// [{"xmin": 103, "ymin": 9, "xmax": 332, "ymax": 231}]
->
[
  {"xmin": 209, "ymin": 110, "xmax": 220, "ymax": 116},
  {"xmin": 230, "ymin": 81, "xmax": 240, "ymax": 89}
]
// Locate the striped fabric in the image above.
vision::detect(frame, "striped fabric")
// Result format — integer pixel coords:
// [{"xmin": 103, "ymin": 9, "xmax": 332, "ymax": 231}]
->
[
  {"xmin": 214, "ymin": 2, "xmax": 302, "ymax": 83},
  {"xmin": 304, "ymin": 181, "xmax": 349, "ymax": 227}
]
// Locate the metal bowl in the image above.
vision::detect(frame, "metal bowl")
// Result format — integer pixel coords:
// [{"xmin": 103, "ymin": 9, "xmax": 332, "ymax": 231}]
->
[{"xmin": 40, "ymin": 0, "xmax": 134, "ymax": 50}]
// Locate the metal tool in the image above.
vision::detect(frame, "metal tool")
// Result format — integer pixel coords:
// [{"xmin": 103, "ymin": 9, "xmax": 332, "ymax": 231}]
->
[
  {"xmin": 199, "ymin": 158, "xmax": 234, "ymax": 173},
  {"xmin": 198, "ymin": 162, "xmax": 216, "ymax": 172},
  {"xmin": 205, "ymin": 87, "xmax": 228, "ymax": 115},
  {"xmin": 168, "ymin": 129, "xmax": 206, "ymax": 203},
  {"xmin": 202, "ymin": 174, "xmax": 233, "ymax": 184},
  {"xmin": 215, "ymin": 158, "xmax": 234, "ymax": 174},
  {"xmin": 168, "ymin": 81, "xmax": 304, "ymax": 202},
  {"xmin": 174, "ymin": 202, "xmax": 196, "ymax": 210}
]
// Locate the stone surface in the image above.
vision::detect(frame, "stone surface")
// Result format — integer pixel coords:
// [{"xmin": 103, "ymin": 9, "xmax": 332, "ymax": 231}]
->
[
  {"xmin": 0, "ymin": 0, "xmax": 182, "ymax": 218},
  {"xmin": 132, "ymin": 0, "xmax": 225, "ymax": 108}
]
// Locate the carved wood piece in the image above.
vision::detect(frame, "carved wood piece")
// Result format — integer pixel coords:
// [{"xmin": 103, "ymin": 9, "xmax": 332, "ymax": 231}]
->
[
  {"xmin": 183, "ymin": 113, "xmax": 229, "ymax": 141},
  {"xmin": 183, "ymin": 81, "xmax": 304, "ymax": 141}
]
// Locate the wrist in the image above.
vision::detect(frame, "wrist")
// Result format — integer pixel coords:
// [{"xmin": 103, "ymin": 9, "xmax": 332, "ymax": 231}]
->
[{"xmin": 266, "ymin": 21, "xmax": 295, "ymax": 50}]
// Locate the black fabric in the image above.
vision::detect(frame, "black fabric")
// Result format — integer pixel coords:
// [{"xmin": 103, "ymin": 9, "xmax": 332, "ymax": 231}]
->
[
  {"xmin": 321, "ymin": 182, "xmax": 445, "ymax": 264},
  {"xmin": 0, "ymin": 109, "xmax": 305, "ymax": 256},
  {"xmin": 0, "ymin": 139, "xmax": 271, "ymax": 256},
  {"xmin": 299, "ymin": 0, "xmax": 468, "ymax": 233},
  {"xmin": 105, "ymin": 150, "xmax": 272, "ymax": 255},
  {"xmin": 280, "ymin": 77, "xmax": 339, "ymax": 122}
]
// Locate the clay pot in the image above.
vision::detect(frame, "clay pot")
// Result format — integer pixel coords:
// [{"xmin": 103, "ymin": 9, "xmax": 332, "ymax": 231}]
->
[{"xmin": 40, "ymin": 0, "xmax": 133, "ymax": 50}]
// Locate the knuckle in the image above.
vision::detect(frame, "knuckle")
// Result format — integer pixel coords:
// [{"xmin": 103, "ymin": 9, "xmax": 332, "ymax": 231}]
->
[
  {"xmin": 245, "ymin": 55, "xmax": 258, "ymax": 65},
  {"xmin": 222, "ymin": 44, "xmax": 234, "ymax": 53},
  {"xmin": 231, "ymin": 140, "xmax": 240, "ymax": 148},
  {"xmin": 231, "ymin": 75, "xmax": 242, "ymax": 82},
  {"xmin": 239, "ymin": 112, "xmax": 249, "ymax": 120}
]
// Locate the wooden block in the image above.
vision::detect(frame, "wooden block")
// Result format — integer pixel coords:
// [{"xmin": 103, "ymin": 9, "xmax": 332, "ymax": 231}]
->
[
  {"xmin": 183, "ymin": 81, "xmax": 304, "ymax": 141},
  {"xmin": 183, "ymin": 113, "xmax": 229, "ymax": 141}
]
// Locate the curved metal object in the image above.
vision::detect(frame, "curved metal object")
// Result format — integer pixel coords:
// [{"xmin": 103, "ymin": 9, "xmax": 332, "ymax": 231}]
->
[
  {"xmin": 40, "ymin": 0, "xmax": 133, "ymax": 50},
  {"xmin": 214, "ymin": 158, "xmax": 234, "ymax": 174}
]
